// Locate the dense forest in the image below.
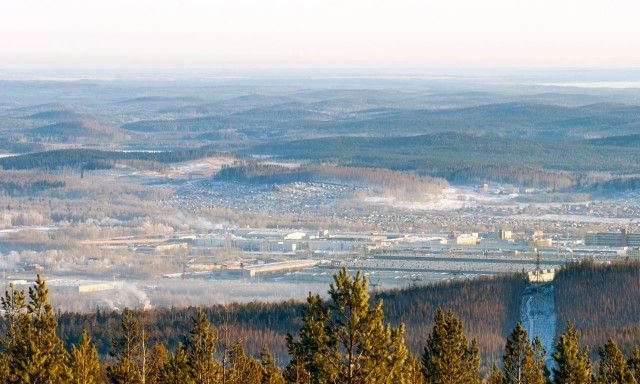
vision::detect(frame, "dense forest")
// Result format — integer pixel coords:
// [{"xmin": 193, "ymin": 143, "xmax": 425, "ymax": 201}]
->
[
  {"xmin": 377, "ymin": 275, "xmax": 525, "ymax": 362},
  {"xmin": 214, "ymin": 163, "xmax": 448, "ymax": 198},
  {"xmin": 555, "ymin": 260, "xmax": 640, "ymax": 360},
  {"xmin": 2, "ymin": 264, "xmax": 640, "ymax": 383},
  {"xmin": 0, "ymin": 170, "xmax": 67, "ymax": 196},
  {"xmin": 0, "ymin": 148, "xmax": 225, "ymax": 171},
  {"xmin": 246, "ymin": 132, "xmax": 640, "ymax": 188}
]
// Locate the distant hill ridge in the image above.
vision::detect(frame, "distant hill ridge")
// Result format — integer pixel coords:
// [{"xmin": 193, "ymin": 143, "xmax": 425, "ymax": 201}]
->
[{"xmin": 26, "ymin": 120, "xmax": 132, "ymax": 143}]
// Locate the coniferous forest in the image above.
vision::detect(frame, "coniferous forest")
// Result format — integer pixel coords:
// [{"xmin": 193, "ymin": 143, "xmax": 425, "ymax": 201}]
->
[{"xmin": 1, "ymin": 261, "xmax": 640, "ymax": 383}]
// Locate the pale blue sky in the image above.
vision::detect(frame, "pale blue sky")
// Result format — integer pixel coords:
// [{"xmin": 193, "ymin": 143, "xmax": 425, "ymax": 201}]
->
[{"xmin": 1, "ymin": 0, "xmax": 639, "ymax": 69}]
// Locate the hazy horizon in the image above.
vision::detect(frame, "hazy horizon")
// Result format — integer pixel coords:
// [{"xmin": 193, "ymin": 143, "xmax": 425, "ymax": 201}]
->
[{"xmin": 2, "ymin": 0, "xmax": 640, "ymax": 70}]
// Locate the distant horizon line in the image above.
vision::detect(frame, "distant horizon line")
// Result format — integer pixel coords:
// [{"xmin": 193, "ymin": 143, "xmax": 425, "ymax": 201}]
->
[{"xmin": 2, "ymin": 67, "xmax": 640, "ymax": 71}]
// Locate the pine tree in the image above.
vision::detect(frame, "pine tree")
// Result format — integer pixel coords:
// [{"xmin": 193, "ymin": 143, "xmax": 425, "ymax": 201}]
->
[
  {"xmin": 286, "ymin": 268, "xmax": 408, "ymax": 384},
  {"xmin": 107, "ymin": 308, "xmax": 144, "ymax": 384},
  {"xmin": 502, "ymin": 323, "xmax": 546, "ymax": 384},
  {"xmin": 0, "ymin": 353, "xmax": 9, "ymax": 384},
  {"xmin": 488, "ymin": 363, "xmax": 506, "ymax": 384},
  {"xmin": 185, "ymin": 308, "xmax": 220, "ymax": 384},
  {"xmin": 285, "ymin": 292, "xmax": 331, "ymax": 383},
  {"xmin": 596, "ymin": 338, "xmax": 636, "ymax": 384},
  {"xmin": 421, "ymin": 307, "xmax": 481, "ymax": 384},
  {"xmin": 551, "ymin": 321, "xmax": 592, "ymax": 384},
  {"xmin": 628, "ymin": 347, "xmax": 640, "ymax": 383},
  {"xmin": 11, "ymin": 275, "xmax": 70, "ymax": 384},
  {"xmin": 404, "ymin": 354, "xmax": 428, "ymax": 384},
  {"xmin": 523, "ymin": 336, "xmax": 547, "ymax": 384},
  {"xmin": 69, "ymin": 330, "xmax": 100, "ymax": 384},
  {"xmin": 226, "ymin": 342, "xmax": 262, "ymax": 384},
  {"xmin": 282, "ymin": 342, "xmax": 312, "ymax": 384},
  {"xmin": 147, "ymin": 343, "xmax": 169, "ymax": 384},
  {"xmin": 503, "ymin": 323, "xmax": 529, "ymax": 384},
  {"xmin": 259, "ymin": 345, "xmax": 284, "ymax": 384},
  {"xmin": 1, "ymin": 284, "xmax": 27, "ymax": 350},
  {"xmin": 161, "ymin": 343, "xmax": 194, "ymax": 384},
  {"xmin": 0, "ymin": 284, "xmax": 26, "ymax": 384}
]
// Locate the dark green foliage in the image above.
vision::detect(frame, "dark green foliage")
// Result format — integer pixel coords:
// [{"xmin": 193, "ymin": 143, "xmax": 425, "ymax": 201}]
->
[
  {"xmin": 247, "ymin": 132, "xmax": 640, "ymax": 187},
  {"xmin": 596, "ymin": 338, "xmax": 636, "ymax": 384},
  {"xmin": 226, "ymin": 343, "xmax": 263, "ymax": 384},
  {"xmin": 0, "ymin": 142, "xmax": 44, "ymax": 154},
  {"xmin": 106, "ymin": 308, "xmax": 144, "ymax": 384},
  {"xmin": 588, "ymin": 134, "xmax": 640, "ymax": 147},
  {"xmin": 1, "ymin": 276, "xmax": 69, "ymax": 383},
  {"xmin": 552, "ymin": 321, "xmax": 592, "ymax": 384},
  {"xmin": 146, "ymin": 343, "xmax": 168, "ymax": 384},
  {"xmin": 421, "ymin": 308, "xmax": 481, "ymax": 384},
  {"xmin": 286, "ymin": 268, "xmax": 408, "ymax": 384},
  {"xmin": 4, "ymin": 269, "xmax": 640, "ymax": 383},
  {"xmin": 185, "ymin": 308, "xmax": 220, "ymax": 384},
  {"xmin": 69, "ymin": 330, "xmax": 100, "ymax": 384},
  {"xmin": 161, "ymin": 343, "xmax": 193, "ymax": 384},
  {"xmin": 628, "ymin": 347, "xmax": 640, "ymax": 382},
  {"xmin": 260, "ymin": 346, "xmax": 284, "ymax": 384},
  {"xmin": 51, "ymin": 274, "xmax": 525, "ymax": 365},
  {"xmin": 0, "ymin": 148, "xmax": 224, "ymax": 171},
  {"xmin": 215, "ymin": 163, "xmax": 316, "ymax": 184},
  {"xmin": 403, "ymin": 354, "xmax": 428, "ymax": 384},
  {"xmin": 501, "ymin": 323, "xmax": 546, "ymax": 384},
  {"xmin": 489, "ymin": 364, "xmax": 506, "ymax": 384}
]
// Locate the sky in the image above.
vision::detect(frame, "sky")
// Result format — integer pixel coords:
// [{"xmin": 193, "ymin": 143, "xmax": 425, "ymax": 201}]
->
[{"xmin": 1, "ymin": 0, "xmax": 639, "ymax": 69}]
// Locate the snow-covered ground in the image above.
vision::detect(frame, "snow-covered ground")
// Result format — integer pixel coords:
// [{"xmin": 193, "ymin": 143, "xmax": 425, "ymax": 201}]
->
[
  {"xmin": 520, "ymin": 282, "xmax": 556, "ymax": 366},
  {"xmin": 365, "ymin": 186, "xmax": 519, "ymax": 211}
]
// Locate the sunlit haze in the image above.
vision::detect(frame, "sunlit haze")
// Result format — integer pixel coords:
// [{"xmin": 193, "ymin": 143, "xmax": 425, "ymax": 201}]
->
[{"xmin": 2, "ymin": 0, "xmax": 640, "ymax": 69}]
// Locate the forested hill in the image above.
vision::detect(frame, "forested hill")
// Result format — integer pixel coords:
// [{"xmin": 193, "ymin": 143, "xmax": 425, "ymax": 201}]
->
[
  {"xmin": 247, "ymin": 132, "xmax": 640, "ymax": 173},
  {"xmin": 55, "ymin": 274, "xmax": 525, "ymax": 364},
  {"xmin": 587, "ymin": 133, "xmax": 640, "ymax": 147},
  {"xmin": 3, "ymin": 261, "xmax": 640, "ymax": 382},
  {"xmin": 53, "ymin": 260, "xmax": 640, "ymax": 365},
  {"xmin": 555, "ymin": 260, "xmax": 640, "ymax": 360},
  {"xmin": 246, "ymin": 132, "xmax": 640, "ymax": 188},
  {"xmin": 0, "ymin": 148, "xmax": 224, "ymax": 171}
]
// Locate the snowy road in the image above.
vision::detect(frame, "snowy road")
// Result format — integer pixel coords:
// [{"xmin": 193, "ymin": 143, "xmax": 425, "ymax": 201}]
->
[{"xmin": 520, "ymin": 282, "xmax": 556, "ymax": 366}]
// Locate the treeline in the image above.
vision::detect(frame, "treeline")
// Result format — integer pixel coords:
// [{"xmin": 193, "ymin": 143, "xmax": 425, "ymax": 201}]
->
[
  {"xmin": 555, "ymin": 260, "xmax": 640, "ymax": 361},
  {"xmin": 377, "ymin": 274, "xmax": 525, "ymax": 361},
  {"xmin": 247, "ymin": 132, "xmax": 640, "ymax": 187},
  {"xmin": 215, "ymin": 163, "xmax": 316, "ymax": 184},
  {"xmin": 3, "ymin": 270, "xmax": 640, "ymax": 383},
  {"xmin": 0, "ymin": 148, "xmax": 225, "ymax": 171},
  {"xmin": 312, "ymin": 165, "xmax": 448, "ymax": 197},
  {"xmin": 56, "ymin": 300, "xmax": 301, "ymax": 363},
  {"xmin": 590, "ymin": 177, "xmax": 640, "ymax": 192},
  {"xmin": 436, "ymin": 165, "xmax": 578, "ymax": 190},
  {"xmin": 214, "ymin": 163, "xmax": 449, "ymax": 198},
  {"xmin": 24, "ymin": 120, "xmax": 132, "ymax": 144},
  {"xmin": 0, "ymin": 171, "xmax": 66, "ymax": 197},
  {"xmin": 52, "ymin": 274, "xmax": 524, "ymax": 365},
  {"xmin": 0, "ymin": 141, "xmax": 43, "ymax": 154},
  {"xmin": 587, "ymin": 133, "xmax": 640, "ymax": 147}
]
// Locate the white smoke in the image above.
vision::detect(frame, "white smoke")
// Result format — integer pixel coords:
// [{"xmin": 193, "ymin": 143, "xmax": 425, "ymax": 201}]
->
[
  {"xmin": 94, "ymin": 282, "xmax": 152, "ymax": 311},
  {"xmin": 121, "ymin": 282, "xmax": 152, "ymax": 310},
  {"xmin": 166, "ymin": 212, "xmax": 225, "ymax": 231}
]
